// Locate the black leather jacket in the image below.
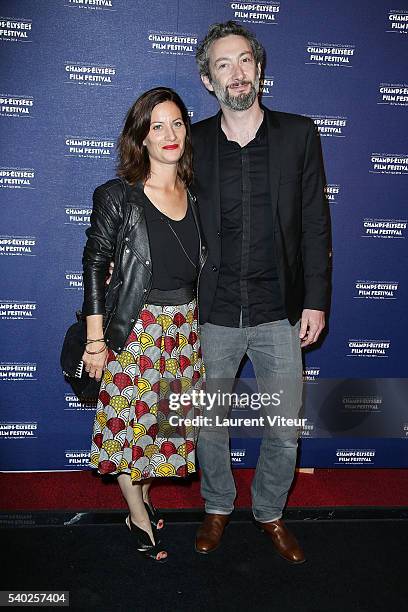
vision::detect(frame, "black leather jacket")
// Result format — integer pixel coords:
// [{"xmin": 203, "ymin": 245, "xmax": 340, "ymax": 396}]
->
[{"xmin": 82, "ymin": 178, "xmax": 207, "ymax": 353}]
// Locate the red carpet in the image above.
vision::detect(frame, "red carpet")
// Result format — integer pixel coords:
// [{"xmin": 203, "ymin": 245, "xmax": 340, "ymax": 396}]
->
[{"xmin": 1, "ymin": 469, "xmax": 407, "ymax": 510}]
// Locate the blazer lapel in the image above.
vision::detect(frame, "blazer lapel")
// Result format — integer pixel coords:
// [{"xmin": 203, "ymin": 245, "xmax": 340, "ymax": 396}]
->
[{"xmin": 264, "ymin": 107, "xmax": 282, "ymax": 225}]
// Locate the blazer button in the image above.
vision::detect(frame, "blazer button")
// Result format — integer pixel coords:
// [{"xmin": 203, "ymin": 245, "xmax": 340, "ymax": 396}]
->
[
  {"xmin": 212, "ymin": 265, "xmax": 217, "ymax": 272},
  {"xmin": 125, "ymin": 248, "xmax": 130, "ymax": 254},
  {"xmin": 143, "ymin": 288, "xmax": 147, "ymax": 293},
  {"xmin": 125, "ymin": 237, "xmax": 129, "ymax": 242},
  {"xmin": 145, "ymin": 260, "xmax": 150, "ymax": 265}
]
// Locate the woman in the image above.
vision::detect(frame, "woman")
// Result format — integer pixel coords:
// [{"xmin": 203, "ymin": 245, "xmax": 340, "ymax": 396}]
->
[{"xmin": 81, "ymin": 87, "xmax": 207, "ymax": 562}]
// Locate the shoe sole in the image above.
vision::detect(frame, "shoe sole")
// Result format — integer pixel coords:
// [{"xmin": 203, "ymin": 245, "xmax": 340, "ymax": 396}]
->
[{"xmin": 275, "ymin": 551, "xmax": 306, "ymax": 564}]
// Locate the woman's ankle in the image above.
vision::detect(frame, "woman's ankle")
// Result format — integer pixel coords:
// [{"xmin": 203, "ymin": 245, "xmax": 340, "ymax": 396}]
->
[{"xmin": 129, "ymin": 514, "xmax": 150, "ymax": 528}]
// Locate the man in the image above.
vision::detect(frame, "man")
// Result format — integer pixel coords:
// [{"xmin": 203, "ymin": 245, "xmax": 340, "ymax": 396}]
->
[{"xmin": 191, "ymin": 21, "xmax": 330, "ymax": 563}]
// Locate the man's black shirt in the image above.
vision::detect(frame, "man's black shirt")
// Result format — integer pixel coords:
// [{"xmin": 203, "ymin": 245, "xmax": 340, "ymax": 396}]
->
[{"xmin": 208, "ymin": 115, "xmax": 286, "ymax": 328}]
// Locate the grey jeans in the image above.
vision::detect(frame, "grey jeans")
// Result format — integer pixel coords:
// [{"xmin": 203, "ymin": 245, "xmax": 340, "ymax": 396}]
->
[{"xmin": 197, "ymin": 318, "xmax": 302, "ymax": 522}]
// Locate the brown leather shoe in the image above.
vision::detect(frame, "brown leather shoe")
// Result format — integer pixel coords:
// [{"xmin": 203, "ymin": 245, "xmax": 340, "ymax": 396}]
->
[
  {"xmin": 255, "ymin": 519, "xmax": 305, "ymax": 564},
  {"xmin": 195, "ymin": 513, "xmax": 230, "ymax": 554}
]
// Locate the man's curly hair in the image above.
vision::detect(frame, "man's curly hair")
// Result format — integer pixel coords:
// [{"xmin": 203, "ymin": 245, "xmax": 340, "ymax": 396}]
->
[{"xmin": 195, "ymin": 20, "xmax": 265, "ymax": 79}]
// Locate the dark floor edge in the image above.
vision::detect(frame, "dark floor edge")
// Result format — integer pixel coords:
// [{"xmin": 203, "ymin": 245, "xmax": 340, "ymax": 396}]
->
[{"xmin": 1, "ymin": 506, "xmax": 407, "ymax": 527}]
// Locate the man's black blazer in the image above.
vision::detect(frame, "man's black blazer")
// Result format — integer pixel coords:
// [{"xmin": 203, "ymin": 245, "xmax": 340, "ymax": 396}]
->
[{"xmin": 191, "ymin": 106, "xmax": 331, "ymax": 325}]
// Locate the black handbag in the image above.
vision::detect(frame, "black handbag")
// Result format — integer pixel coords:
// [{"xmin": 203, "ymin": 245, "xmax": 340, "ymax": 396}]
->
[
  {"xmin": 60, "ymin": 311, "xmax": 102, "ymax": 400},
  {"xmin": 60, "ymin": 178, "xmax": 129, "ymax": 401}
]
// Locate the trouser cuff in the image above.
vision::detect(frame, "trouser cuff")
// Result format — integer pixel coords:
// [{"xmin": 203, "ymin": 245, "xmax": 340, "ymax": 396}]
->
[{"xmin": 253, "ymin": 513, "xmax": 282, "ymax": 522}]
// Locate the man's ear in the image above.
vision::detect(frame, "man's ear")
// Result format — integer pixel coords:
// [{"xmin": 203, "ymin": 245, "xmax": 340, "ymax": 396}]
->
[{"xmin": 201, "ymin": 74, "xmax": 214, "ymax": 92}]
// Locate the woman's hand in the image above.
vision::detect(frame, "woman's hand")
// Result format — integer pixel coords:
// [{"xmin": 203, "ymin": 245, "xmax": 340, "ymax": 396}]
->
[
  {"xmin": 82, "ymin": 340, "xmax": 108, "ymax": 381},
  {"xmin": 106, "ymin": 261, "xmax": 115, "ymax": 286},
  {"xmin": 84, "ymin": 315, "xmax": 107, "ymax": 382}
]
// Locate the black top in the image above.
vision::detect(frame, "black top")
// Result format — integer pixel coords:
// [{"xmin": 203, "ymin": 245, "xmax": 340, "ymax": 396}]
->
[
  {"xmin": 142, "ymin": 190, "xmax": 199, "ymax": 290},
  {"xmin": 208, "ymin": 115, "xmax": 286, "ymax": 327}
]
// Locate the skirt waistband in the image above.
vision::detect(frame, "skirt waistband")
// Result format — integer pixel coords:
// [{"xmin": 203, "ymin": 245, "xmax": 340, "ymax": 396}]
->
[{"xmin": 147, "ymin": 284, "xmax": 195, "ymax": 306}]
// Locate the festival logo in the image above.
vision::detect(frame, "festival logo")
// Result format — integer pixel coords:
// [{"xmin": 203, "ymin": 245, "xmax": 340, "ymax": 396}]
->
[
  {"xmin": 0, "ymin": 18, "xmax": 32, "ymax": 42},
  {"xmin": 341, "ymin": 395, "xmax": 383, "ymax": 414},
  {"xmin": 377, "ymin": 83, "xmax": 408, "ymax": 107},
  {"xmin": 64, "ymin": 450, "xmax": 91, "ymax": 467},
  {"xmin": 64, "ymin": 137, "xmax": 115, "ymax": 160},
  {"xmin": 64, "ymin": 0, "xmax": 115, "ymax": 12},
  {"xmin": 311, "ymin": 115, "xmax": 348, "ymax": 138},
  {"xmin": 370, "ymin": 153, "xmax": 408, "ymax": 175},
  {"xmin": 0, "ymin": 422, "xmax": 38, "ymax": 439},
  {"xmin": 347, "ymin": 340, "xmax": 390, "ymax": 358},
  {"xmin": 325, "ymin": 184, "xmax": 341, "ymax": 204},
  {"xmin": 0, "ymin": 362, "xmax": 37, "ymax": 382},
  {"xmin": 260, "ymin": 75, "xmax": 274, "ymax": 98},
  {"xmin": 147, "ymin": 31, "xmax": 198, "ymax": 56},
  {"xmin": 0, "ymin": 95, "xmax": 34, "ymax": 118},
  {"xmin": 362, "ymin": 218, "xmax": 407, "ymax": 239},
  {"xmin": 227, "ymin": 2, "xmax": 280, "ymax": 25},
  {"xmin": 65, "ymin": 271, "xmax": 83, "ymax": 291},
  {"xmin": 335, "ymin": 448, "xmax": 376, "ymax": 464},
  {"xmin": 305, "ymin": 43, "xmax": 355, "ymax": 68},
  {"xmin": 303, "ymin": 367, "xmax": 320, "ymax": 384},
  {"xmin": 386, "ymin": 9, "xmax": 408, "ymax": 34},
  {"xmin": 354, "ymin": 280, "xmax": 399, "ymax": 300},
  {"xmin": 63, "ymin": 204, "xmax": 92, "ymax": 226},
  {"xmin": 64, "ymin": 393, "xmax": 97, "ymax": 411},
  {"xmin": 0, "ymin": 300, "xmax": 37, "ymax": 321},
  {"xmin": 0, "ymin": 236, "xmax": 37, "ymax": 256},
  {"xmin": 231, "ymin": 449, "xmax": 246, "ymax": 464},
  {"xmin": 0, "ymin": 167, "xmax": 35, "ymax": 189},
  {"xmin": 64, "ymin": 62, "xmax": 117, "ymax": 87}
]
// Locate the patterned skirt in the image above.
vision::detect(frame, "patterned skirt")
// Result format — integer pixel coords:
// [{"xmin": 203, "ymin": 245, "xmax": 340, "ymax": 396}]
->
[{"xmin": 89, "ymin": 299, "xmax": 204, "ymax": 482}]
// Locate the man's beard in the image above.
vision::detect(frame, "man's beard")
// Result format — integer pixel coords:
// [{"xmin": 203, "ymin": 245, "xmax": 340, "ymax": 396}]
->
[{"xmin": 211, "ymin": 73, "xmax": 260, "ymax": 111}]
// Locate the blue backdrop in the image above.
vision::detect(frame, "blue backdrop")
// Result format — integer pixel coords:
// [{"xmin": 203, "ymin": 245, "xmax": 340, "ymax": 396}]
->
[{"xmin": 1, "ymin": 0, "xmax": 407, "ymax": 471}]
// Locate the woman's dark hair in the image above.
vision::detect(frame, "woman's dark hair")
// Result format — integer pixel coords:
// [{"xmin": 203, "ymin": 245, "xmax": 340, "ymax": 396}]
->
[{"xmin": 117, "ymin": 87, "xmax": 193, "ymax": 186}]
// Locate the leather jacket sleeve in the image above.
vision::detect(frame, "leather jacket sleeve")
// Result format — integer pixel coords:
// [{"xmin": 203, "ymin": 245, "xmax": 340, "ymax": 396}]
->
[{"xmin": 82, "ymin": 182, "xmax": 123, "ymax": 316}]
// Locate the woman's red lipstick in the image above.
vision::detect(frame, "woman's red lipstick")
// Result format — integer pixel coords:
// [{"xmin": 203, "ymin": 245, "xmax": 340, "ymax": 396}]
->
[{"xmin": 162, "ymin": 144, "xmax": 179, "ymax": 150}]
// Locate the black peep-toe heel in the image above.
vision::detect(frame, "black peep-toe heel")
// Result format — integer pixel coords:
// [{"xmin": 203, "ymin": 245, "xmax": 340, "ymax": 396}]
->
[
  {"xmin": 144, "ymin": 498, "xmax": 165, "ymax": 530},
  {"xmin": 125, "ymin": 515, "xmax": 168, "ymax": 563}
]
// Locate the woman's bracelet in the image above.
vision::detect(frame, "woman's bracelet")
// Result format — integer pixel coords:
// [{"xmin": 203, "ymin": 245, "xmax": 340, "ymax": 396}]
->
[
  {"xmin": 86, "ymin": 338, "xmax": 105, "ymax": 345},
  {"xmin": 85, "ymin": 343, "xmax": 107, "ymax": 355}
]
